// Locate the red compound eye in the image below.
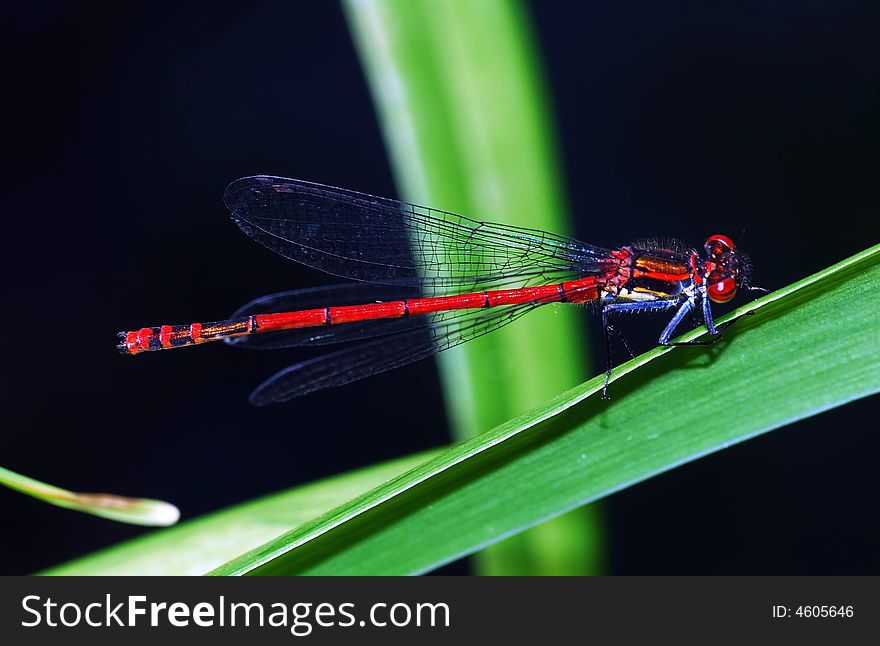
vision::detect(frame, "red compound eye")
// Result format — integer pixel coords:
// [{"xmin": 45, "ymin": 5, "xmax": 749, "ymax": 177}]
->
[
  {"xmin": 705, "ymin": 234, "xmax": 735, "ymax": 252},
  {"xmin": 707, "ymin": 271, "xmax": 738, "ymax": 303}
]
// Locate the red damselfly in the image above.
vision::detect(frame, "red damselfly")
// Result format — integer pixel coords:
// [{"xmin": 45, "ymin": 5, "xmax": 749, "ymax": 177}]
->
[{"xmin": 119, "ymin": 176, "xmax": 764, "ymax": 405}]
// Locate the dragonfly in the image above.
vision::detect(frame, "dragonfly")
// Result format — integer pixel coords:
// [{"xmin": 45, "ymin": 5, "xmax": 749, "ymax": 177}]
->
[{"xmin": 119, "ymin": 176, "xmax": 764, "ymax": 405}]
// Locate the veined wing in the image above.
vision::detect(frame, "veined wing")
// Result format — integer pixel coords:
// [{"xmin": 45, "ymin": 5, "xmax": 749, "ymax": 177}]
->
[{"xmin": 224, "ymin": 176, "xmax": 610, "ymax": 293}]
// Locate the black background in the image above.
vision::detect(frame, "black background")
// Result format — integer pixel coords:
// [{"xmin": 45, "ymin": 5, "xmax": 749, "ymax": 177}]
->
[{"xmin": 3, "ymin": 1, "xmax": 878, "ymax": 575}]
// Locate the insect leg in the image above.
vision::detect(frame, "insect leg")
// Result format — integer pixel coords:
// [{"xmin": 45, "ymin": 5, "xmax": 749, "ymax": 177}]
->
[{"xmin": 600, "ymin": 300, "xmax": 676, "ymax": 398}]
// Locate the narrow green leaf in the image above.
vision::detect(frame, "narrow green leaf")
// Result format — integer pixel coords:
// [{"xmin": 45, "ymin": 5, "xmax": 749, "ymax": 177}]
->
[
  {"xmin": 344, "ymin": 0, "xmax": 600, "ymax": 575},
  {"xmin": 206, "ymin": 245, "xmax": 879, "ymax": 575},
  {"xmin": 42, "ymin": 450, "xmax": 441, "ymax": 575},
  {"xmin": 1, "ymin": 465, "xmax": 179, "ymax": 527}
]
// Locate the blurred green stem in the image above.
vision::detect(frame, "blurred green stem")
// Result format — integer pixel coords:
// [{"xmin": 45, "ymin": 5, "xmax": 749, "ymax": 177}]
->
[
  {"xmin": 345, "ymin": 0, "xmax": 603, "ymax": 574},
  {"xmin": 1, "ymin": 465, "xmax": 179, "ymax": 526}
]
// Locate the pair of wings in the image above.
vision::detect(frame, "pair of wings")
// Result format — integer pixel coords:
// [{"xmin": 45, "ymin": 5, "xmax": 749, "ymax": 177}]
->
[{"xmin": 222, "ymin": 176, "xmax": 606, "ymax": 405}]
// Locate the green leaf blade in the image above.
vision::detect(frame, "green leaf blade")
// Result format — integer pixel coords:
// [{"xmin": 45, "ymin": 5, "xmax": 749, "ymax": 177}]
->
[
  {"xmin": 49, "ymin": 245, "xmax": 878, "ymax": 575},
  {"xmin": 205, "ymin": 244, "xmax": 878, "ymax": 575},
  {"xmin": 41, "ymin": 450, "xmax": 442, "ymax": 575}
]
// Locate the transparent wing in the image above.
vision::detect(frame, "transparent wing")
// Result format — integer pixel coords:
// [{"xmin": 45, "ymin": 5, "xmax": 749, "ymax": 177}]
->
[
  {"xmin": 224, "ymin": 176, "xmax": 609, "ymax": 293},
  {"xmin": 248, "ymin": 292, "xmax": 561, "ymax": 405}
]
